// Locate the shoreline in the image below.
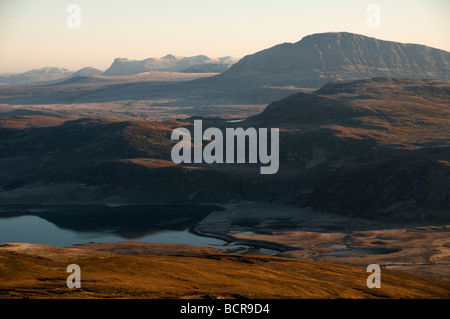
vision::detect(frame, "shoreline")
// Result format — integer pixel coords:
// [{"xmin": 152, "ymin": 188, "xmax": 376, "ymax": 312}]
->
[
  {"xmin": 1, "ymin": 202, "xmax": 449, "ymax": 280},
  {"xmin": 188, "ymin": 225, "xmax": 292, "ymax": 256},
  {"xmin": 191, "ymin": 202, "xmax": 450, "ymax": 280}
]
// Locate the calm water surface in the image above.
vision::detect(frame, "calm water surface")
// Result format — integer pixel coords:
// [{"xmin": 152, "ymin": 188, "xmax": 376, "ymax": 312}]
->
[{"xmin": 0, "ymin": 205, "xmax": 230, "ymax": 249}]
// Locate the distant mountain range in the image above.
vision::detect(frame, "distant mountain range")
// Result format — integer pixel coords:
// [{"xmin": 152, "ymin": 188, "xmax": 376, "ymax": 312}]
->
[
  {"xmin": 0, "ymin": 67, "xmax": 103, "ymax": 84},
  {"xmin": 2, "ymin": 32, "xmax": 449, "ymax": 89},
  {"xmin": 0, "ymin": 67, "xmax": 75, "ymax": 84},
  {"xmin": 209, "ymin": 32, "xmax": 450, "ymax": 89},
  {"xmin": 103, "ymin": 55, "xmax": 237, "ymax": 76},
  {"xmin": 1, "ymin": 32, "xmax": 449, "ymax": 107},
  {"xmin": 0, "ymin": 55, "xmax": 238, "ymax": 84}
]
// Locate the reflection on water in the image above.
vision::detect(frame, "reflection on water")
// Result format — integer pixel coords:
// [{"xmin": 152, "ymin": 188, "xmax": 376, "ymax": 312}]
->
[
  {"xmin": 322, "ymin": 243, "xmax": 400, "ymax": 255},
  {"xmin": 322, "ymin": 244, "xmax": 348, "ymax": 249},
  {"xmin": 328, "ymin": 247, "xmax": 401, "ymax": 255},
  {"xmin": 226, "ymin": 119, "xmax": 246, "ymax": 123},
  {"xmin": 0, "ymin": 205, "xmax": 228, "ymax": 248}
]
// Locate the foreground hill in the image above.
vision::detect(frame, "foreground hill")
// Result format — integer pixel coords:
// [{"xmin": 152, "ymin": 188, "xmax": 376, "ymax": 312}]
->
[
  {"xmin": 250, "ymin": 78, "xmax": 450, "ymax": 220},
  {"xmin": 251, "ymin": 77, "xmax": 450, "ymax": 145},
  {"xmin": 209, "ymin": 32, "xmax": 450, "ymax": 89},
  {"xmin": 0, "ymin": 243, "xmax": 448, "ymax": 298},
  {"xmin": 0, "ymin": 78, "xmax": 448, "ymax": 222}
]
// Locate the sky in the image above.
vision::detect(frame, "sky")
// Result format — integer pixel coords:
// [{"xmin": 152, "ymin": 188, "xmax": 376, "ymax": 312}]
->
[{"xmin": 0, "ymin": 0, "xmax": 449, "ymax": 73}]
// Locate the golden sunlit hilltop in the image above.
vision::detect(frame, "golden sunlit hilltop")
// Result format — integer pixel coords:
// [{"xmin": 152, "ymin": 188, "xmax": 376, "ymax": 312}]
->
[{"xmin": 0, "ymin": 243, "xmax": 449, "ymax": 299}]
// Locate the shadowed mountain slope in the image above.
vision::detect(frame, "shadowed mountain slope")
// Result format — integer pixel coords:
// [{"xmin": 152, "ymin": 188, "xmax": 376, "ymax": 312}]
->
[
  {"xmin": 209, "ymin": 32, "xmax": 450, "ymax": 89},
  {"xmin": 0, "ymin": 78, "xmax": 448, "ymax": 221},
  {"xmin": 249, "ymin": 78, "xmax": 450, "ymax": 220}
]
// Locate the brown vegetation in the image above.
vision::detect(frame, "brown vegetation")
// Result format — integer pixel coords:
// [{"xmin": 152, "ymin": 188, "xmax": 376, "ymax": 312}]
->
[{"xmin": 0, "ymin": 243, "xmax": 449, "ymax": 299}]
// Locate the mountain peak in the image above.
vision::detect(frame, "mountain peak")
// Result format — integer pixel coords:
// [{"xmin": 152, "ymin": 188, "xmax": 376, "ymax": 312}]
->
[
  {"xmin": 296, "ymin": 32, "xmax": 389, "ymax": 46},
  {"xmin": 300, "ymin": 31, "xmax": 363, "ymax": 39},
  {"xmin": 104, "ymin": 54, "xmax": 236, "ymax": 76},
  {"xmin": 162, "ymin": 54, "xmax": 178, "ymax": 60},
  {"xmin": 0, "ymin": 67, "xmax": 73, "ymax": 84},
  {"xmin": 215, "ymin": 32, "xmax": 450, "ymax": 88}
]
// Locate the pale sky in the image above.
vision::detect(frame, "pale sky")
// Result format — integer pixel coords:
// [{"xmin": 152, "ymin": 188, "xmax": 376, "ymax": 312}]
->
[{"xmin": 0, "ymin": 0, "xmax": 449, "ymax": 73}]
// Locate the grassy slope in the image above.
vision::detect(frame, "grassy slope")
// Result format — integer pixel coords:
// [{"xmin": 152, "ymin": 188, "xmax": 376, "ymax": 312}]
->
[{"xmin": 0, "ymin": 243, "xmax": 449, "ymax": 299}]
